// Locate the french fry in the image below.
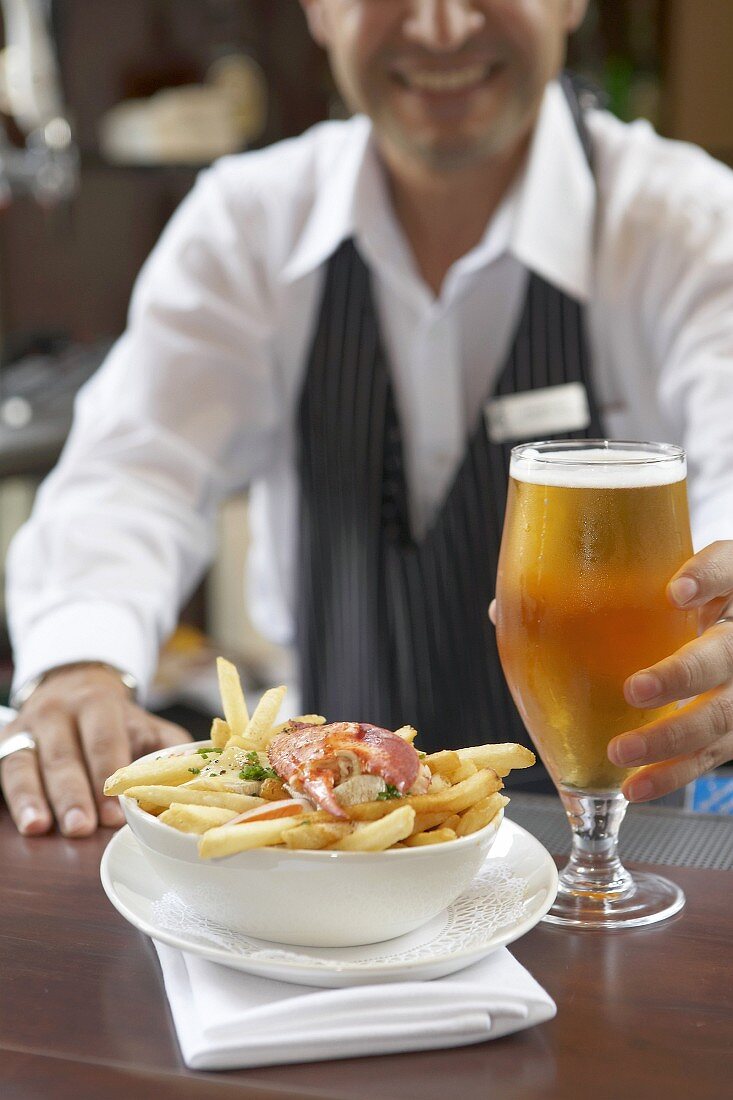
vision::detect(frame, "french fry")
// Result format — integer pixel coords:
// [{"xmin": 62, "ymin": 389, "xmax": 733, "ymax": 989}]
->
[
  {"xmin": 330, "ymin": 805, "xmax": 415, "ymax": 851},
  {"xmin": 243, "ymin": 685, "xmax": 287, "ymax": 750},
  {"xmin": 450, "ymin": 760, "xmax": 478, "ymax": 783},
  {"xmin": 393, "ymin": 725, "xmax": 418, "ymax": 743},
  {"xmin": 199, "ymin": 816, "xmax": 300, "ymax": 858},
  {"xmin": 407, "ymin": 768, "xmax": 502, "ymax": 815},
  {"xmin": 455, "ymin": 793, "xmax": 509, "ymax": 836},
  {"xmin": 104, "ymin": 754, "xmax": 203, "ymax": 796},
  {"xmin": 410, "ymin": 810, "xmax": 454, "ymax": 835},
  {"xmin": 428, "ymin": 773, "xmax": 450, "ymax": 792},
  {"xmin": 348, "ymin": 800, "xmax": 404, "ymax": 823},
  {"xmin": 210, "ymin": 717, "xmax": 231, "ymax": 750},
  {"xmin": 346, "ymin": 771, "xmax": 499, "ymax": 824},
  {"xmin": 407, "ymin": 783, "xmax": 506, "ymax": 831},
  {"xmin": 123, "ymin": 785, "xmax": 265, "ymax": 813},
  {"xmin": 423, "ymin": 750, "xmax": 461, "ymax": 777},
  {"xmin": 137, "ymin": 801, "xmax": 162, "ymax": 816},
  {"xmin": 269, "ymin": 714, "xmax": 326, "ymax": 738},
  {"xmin": 216, "ymin": 657, "xmax": 249, "ymax": 740},
  {"xmin": 403, "ymin": 827, "xmax": 457, "ymax": 847},
  {"xmin": 282, "ymin": 821, "xmax": 353, "ymax": 849},
  {"xmin": 159, "ymin": 804, "xmax": 240, "ymax": 834},
  {"xmin": 455, "ymin": 743, "xmax": 535, "ymax": 777},
  {"xmin": 185, "ymin": 776, "xmax": 262, "ymax": 795}
]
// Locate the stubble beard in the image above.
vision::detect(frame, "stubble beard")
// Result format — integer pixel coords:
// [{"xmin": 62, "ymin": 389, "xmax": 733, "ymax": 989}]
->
[{"xmin": 375, "ymin": 101, "xmax": 533, "ymax": 175}]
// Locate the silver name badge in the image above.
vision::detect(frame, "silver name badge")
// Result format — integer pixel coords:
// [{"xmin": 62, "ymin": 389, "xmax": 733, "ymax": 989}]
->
[{"xmin": 484, "ymin": 382, "xmax": 591, "ymax": 444}]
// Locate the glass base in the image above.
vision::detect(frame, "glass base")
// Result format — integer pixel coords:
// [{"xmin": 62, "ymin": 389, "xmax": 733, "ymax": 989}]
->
[
  {"xmin": 543, "ymin": 869, "xmax": 685, "ymax": 929},
  {"xmin": 541, "ymin": 785, "xmax": 686, "ymax": 929}
]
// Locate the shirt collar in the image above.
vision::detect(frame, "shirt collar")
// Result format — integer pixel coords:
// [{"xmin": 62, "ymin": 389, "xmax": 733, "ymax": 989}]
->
[
  {"xmin": 510, "ymin": 80, "xmax": 596, "ymax": 302},
  {"xmin": 282, "ymin": 81, "xmax": 596, "ymax": 302},
  {"xmin": 281, "ymin": 116, "xmax": 371, "ymax": 284}
]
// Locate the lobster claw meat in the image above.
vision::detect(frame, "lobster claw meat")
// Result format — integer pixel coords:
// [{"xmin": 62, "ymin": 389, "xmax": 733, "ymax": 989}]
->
[{"xmin": 267, "ymin": 722, "xmax": 421, "ymax": 819}]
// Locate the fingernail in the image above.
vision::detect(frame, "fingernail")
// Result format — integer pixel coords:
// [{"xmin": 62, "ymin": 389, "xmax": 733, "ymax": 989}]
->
[
  {"xmin": 63, "ymin": 808, "xmax": 92, "ymax": 835},
  {"xmin": 18, "ymin": 807, "xmax": 44, "ymax": 835},
  {"xmin": 610, "ymin": 735, "xmax": 645, "ymax": 766},
  {"xmin": 628, "ymin": 672, "xmax": 661, "ymax": 704},
  {"xmin": 626, "ymin": 777, "xmax": 654, "ymax": 802},
  {"xmin": 669, "ymin": 576, "xmax": 698, "ymax": 606}
]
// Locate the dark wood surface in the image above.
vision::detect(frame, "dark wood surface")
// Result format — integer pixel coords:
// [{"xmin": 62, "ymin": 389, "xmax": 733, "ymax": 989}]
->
[{"xmin": 0, "ymin": 813, "xmax": 730, "ymax": 1100}]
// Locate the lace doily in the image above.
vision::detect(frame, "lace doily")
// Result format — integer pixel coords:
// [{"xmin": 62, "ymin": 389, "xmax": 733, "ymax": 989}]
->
[{"xmin": 151, "ymin": 861, "xmax": 529, "ymax": 971}]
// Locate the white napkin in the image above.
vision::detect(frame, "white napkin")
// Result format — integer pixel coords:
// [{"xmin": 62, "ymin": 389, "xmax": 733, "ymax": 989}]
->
[{"xmin": 154, "ymin": 942, "xmax": 556, "ymax": 1070}]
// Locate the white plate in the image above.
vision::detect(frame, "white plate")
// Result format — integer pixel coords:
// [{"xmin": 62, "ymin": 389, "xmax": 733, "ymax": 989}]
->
[{"xmin": 101, "ymin": 818, "xmax": 557, "ymax": 988}]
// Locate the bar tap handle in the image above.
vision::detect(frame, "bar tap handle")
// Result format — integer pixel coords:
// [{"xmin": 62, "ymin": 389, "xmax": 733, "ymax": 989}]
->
[{"xmin": 0, "ymin": 0, "xmax": 78, "ymax": 205}]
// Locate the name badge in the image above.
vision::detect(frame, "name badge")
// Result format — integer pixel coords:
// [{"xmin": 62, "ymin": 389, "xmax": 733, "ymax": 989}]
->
[{"xmin": 484, "ymin": 382, "xmax": 591, "ymax": 444}]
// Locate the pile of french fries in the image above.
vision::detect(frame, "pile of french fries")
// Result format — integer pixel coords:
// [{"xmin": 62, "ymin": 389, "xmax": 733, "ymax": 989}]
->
[{"xmin": 104, "ymin": 658, "xmax": 535, "ymax": 859}]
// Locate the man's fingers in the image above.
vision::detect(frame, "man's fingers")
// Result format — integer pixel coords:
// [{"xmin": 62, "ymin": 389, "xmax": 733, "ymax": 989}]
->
[
  {"xmin": 153, "ymin": 717, "xmax": 193, "ymax": 748},
  {"xmin": 77, "ymin": 697, "xmax": 131, "ymax": 827},
  {"xmin": 624, "ymin": 622, "xmax": 733, "ymax": 708},
  {"xmin": 1, "ymin": 748, "xmax": 53, "ymax": 835},
  {"xmin": 128, "ymin": 713, "xmax": 192, "ymax": 758},
  {"xmin": 622, "ymin": 730, "xmax": 733, "ymax": 803},
  {"xmin": 35, "ymin": 712, "xmax": 97, "ymax": 837},
  {"xmin": 698, "ymin": 595, "xmax": 733, "ymax": 634},
  {"xmin": 609, "ymin": 687, "xmax": 733, "ymax": 767},
  {"xmin": 668, "ymin": 541, "xmax": 733, "ymax": 609}
]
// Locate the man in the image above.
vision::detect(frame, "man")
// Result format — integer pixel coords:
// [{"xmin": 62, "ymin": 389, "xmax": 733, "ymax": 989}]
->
[{"xmin": 2, "ymin": 0, "xmax": 733, "ymax": 838}]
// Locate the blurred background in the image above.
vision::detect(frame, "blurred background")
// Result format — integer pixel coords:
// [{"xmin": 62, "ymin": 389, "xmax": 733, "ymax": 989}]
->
[{"xmin": 0, "ymin": 0, "xmax": 730, "ymax": 811}]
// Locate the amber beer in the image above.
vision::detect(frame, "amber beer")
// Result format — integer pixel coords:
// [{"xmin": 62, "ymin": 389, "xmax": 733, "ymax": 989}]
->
[{"xmin": 496, "ymin": 444, "xmax": 697, "ymax": 792}]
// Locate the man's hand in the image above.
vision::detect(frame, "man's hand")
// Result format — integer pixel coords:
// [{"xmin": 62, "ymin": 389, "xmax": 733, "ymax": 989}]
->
[
  {"xmin": 1, "ymin": 664, "xmax": 191, "ymax": 837},
  {"xmin": 608, "ymin": 541, "xmax": 733, "ymax": 802}
]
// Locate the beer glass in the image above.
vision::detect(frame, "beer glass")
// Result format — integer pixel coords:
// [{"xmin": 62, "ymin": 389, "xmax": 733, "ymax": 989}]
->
[{"xmin": 496, "ymin": 440, "xmax": 696, "ymax": 928}]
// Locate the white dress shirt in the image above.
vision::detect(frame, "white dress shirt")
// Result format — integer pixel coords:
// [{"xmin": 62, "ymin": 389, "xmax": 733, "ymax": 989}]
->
[{"xmin": 7, "ymin": 81, "xmax": 733, "ymax": 698}]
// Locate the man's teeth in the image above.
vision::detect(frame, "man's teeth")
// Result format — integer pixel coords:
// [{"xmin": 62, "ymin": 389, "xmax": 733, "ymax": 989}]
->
[{"xmin": 403, "ymin": 64, "xmax": 491, "ymax": 92}]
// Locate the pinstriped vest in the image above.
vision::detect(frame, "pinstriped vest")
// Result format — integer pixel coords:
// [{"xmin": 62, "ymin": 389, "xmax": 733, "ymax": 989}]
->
[{"xmin": 296, "ymin": 79, "xmax": 604, "ymax": 787}]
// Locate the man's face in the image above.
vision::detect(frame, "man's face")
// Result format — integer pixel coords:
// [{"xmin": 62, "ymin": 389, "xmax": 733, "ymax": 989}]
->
[{"xmin": 301, "ymin": 1, "xmax": 588, "ymax": 171}]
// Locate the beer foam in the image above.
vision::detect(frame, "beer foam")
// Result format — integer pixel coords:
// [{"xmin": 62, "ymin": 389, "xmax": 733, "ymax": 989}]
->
[{"xmin": 510, "ymin": 447, "xmax": 686, "ymax": 488}]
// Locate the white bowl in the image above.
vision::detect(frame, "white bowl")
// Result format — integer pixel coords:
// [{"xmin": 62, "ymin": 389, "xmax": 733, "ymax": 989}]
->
[{"xmin": 119, "ymin": 741, "xmax": 503, "ymax": 948}]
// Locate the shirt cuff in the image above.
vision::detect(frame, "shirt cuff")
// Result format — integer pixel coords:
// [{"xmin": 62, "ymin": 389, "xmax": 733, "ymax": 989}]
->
[{"xmin": 10, "ymin": 601, "xmax": 159, "ymax": 706}]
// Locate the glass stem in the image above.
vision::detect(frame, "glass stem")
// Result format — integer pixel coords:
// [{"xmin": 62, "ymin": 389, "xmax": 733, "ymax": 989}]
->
[{"xmin": 557, "ymin": 787, "xmax": 634, "ymax": 899}]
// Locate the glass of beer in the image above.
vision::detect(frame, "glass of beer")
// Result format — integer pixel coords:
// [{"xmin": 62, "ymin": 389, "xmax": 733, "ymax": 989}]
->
[{"xmin": 496, "ymin": 440, "xmax": 696, "ymax": 928}]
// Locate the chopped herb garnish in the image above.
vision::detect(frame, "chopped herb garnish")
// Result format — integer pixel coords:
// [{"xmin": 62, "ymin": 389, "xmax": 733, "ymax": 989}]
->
[
  {"xmin": 376, "ymin": 784, "xmax": 403, "ymax": 801},
  {"xmin": 417, "ymin": 751, "xmax": 427, "ymax": 759},
  {"xmin": 188, "ymin": 766, "xmax": 201, "ymax": 775},
  {"xmin": 195, "ymin": 746, "xmax": 222, "ymax": 757},
  {"xmin": 238, "ymin": 751, "xmax": 278, "ymax": 782}
]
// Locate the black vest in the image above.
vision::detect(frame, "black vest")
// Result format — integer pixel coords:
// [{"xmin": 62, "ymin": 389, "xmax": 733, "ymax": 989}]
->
[{"xmin": 295, "ymin": 79, "xmax": 604, "ymax": 788}]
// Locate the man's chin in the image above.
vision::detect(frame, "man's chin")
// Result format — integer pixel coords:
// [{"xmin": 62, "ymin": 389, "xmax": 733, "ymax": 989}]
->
[{"xmin": 381, "ymin": 123, "xmax": 514, "ymax": 173}]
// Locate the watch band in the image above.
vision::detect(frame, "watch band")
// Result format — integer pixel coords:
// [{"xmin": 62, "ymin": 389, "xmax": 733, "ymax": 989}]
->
[{"xmin": 10, "ymin": 663, "xmax": 138, "ymax": 710}]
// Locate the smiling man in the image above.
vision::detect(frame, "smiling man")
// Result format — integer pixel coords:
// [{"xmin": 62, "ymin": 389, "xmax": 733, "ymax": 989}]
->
[
  {"xmin": 3, "ymin": 0, "xmax": 733, "ymax": 837},
  {"xmin": 308, "ymin": 0, "xmax": 577, "ymax": 294}
]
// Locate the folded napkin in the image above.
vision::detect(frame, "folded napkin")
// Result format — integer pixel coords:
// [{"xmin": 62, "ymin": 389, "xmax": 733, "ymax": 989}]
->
[{"xmin": 155, "ymin": 942, "xmax": 556, "ymax": 1070}]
